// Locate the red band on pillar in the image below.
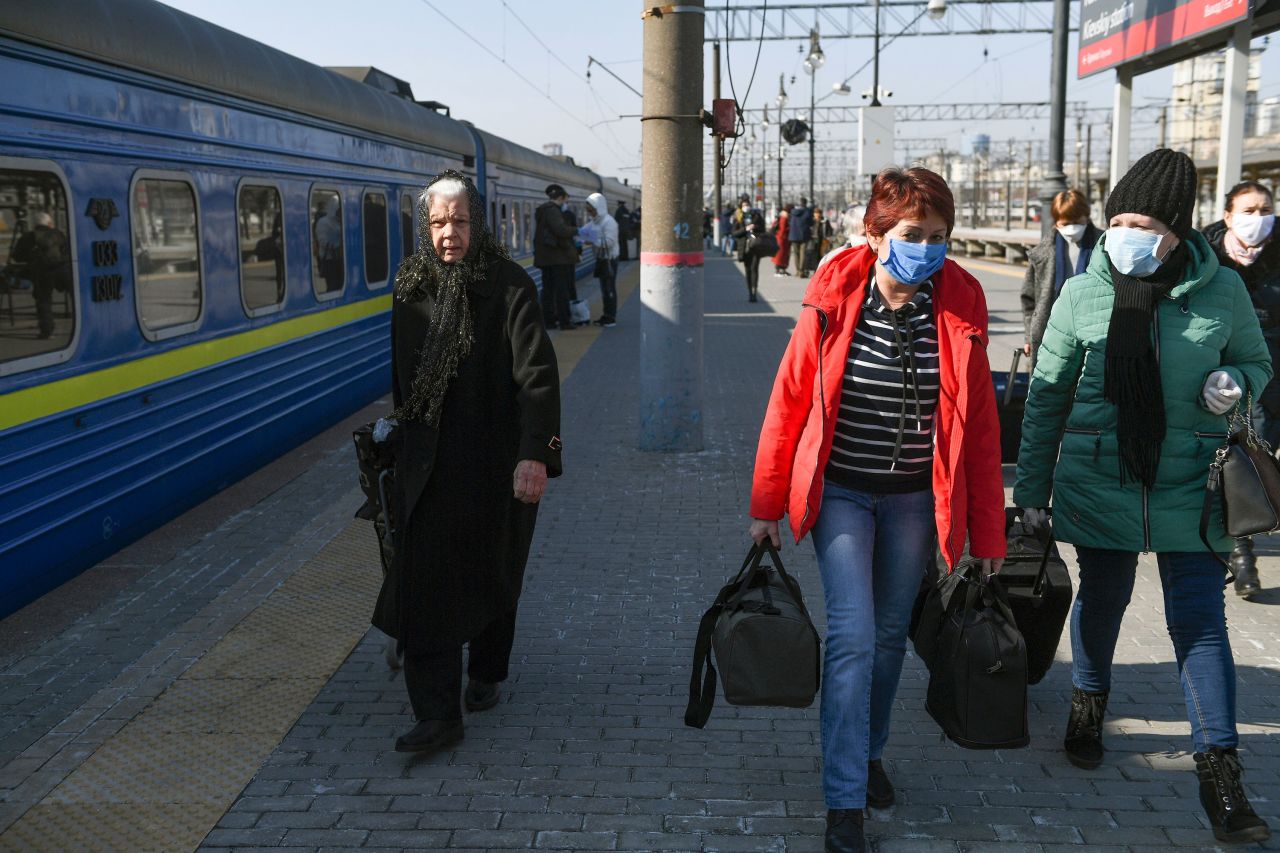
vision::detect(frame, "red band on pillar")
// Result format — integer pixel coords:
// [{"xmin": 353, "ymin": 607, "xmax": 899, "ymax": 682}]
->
[{"xmin": 640, "ymin": 251, "xmax": 705, "ymax": 267}]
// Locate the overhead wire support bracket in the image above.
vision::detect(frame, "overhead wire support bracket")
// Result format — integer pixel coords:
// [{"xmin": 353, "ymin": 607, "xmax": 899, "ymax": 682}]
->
[{"xmin": 587, "ymin": 56, "xmax": 643, "ymax": 98}]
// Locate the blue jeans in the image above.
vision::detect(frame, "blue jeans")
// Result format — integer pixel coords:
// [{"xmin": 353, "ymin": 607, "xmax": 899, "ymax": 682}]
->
[
  {"xmin": 811, "ymin": 481, "xmax": 935, "ymax": 809},
  {"xmin": 1071, "ymin": 547, "xmax": 1236, "ymax": 751}
]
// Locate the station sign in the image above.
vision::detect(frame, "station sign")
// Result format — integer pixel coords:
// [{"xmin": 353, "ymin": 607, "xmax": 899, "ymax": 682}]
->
[{"xmin": 1077, "ymin": 0, "xmax": 1250, "ymax": 78}]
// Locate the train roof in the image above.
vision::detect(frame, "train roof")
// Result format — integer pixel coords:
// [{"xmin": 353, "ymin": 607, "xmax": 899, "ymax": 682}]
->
[
  {"xmin": 474, "ymin": 128, "xmax": 600, "ymax": 192},
  {"xmin": 0, "ymin": 0, "xmax": 475, "ymax": 156}
]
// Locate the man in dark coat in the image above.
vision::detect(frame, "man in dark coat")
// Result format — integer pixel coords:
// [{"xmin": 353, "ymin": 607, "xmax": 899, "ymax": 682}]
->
[
  {"xmin": 8, "ymin": 211, "xmax": 70, "ymax": 340},
  {"xmin": 374, "ymin": 171, "xmax": 562, "ymax": 754},
  {"xmin": 616, "ymin": 201, "xmax": 632, "ymax": 260},
  {"xmin": 787, "ymin": 197, "xmax": 812, "ymax": 277},
  {"xmin": 533, "ymin": 184, "xmax": 579, "ymax": 331}
]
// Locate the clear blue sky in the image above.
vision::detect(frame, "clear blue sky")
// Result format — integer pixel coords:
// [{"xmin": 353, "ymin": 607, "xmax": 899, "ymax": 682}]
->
[{"xmin": 160, "ymin": 1, "xmax": 1276, "ymax": 180}]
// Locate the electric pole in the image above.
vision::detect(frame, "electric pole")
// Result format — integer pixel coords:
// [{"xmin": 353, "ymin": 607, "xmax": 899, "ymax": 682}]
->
[
  {"xmin": 1022, "ymin": 141, "xmax": 1032, "ymax": 230},
  {"xmin": 1038, "ymin": 0, "xmax": 1070, "ymax": 238},
  {"xmin": 639, "ymin": 0, "xmax": 704, "ymax": 451},
  {"xmin": 712, "ymin": 41, "xmax": 723, "ymax": 250}
]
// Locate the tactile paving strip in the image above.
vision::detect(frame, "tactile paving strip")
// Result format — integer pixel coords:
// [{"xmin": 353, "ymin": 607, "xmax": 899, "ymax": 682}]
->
[{"xmin": 0, "ymin": 523, "xmax": 382, "ymax": 852}]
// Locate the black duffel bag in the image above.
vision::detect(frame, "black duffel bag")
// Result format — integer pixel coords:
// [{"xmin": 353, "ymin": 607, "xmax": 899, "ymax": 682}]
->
[
  {"xmin": 914, "ymin": 558, "xmax": 1030, "ymax": 750},
  {"xmin": 1001, "ymin": 508, "xmax": 1072, "ymax": 685},
  {"xmin": 685, "ymin": 542, "xmax": 821, "ymax": 728}
]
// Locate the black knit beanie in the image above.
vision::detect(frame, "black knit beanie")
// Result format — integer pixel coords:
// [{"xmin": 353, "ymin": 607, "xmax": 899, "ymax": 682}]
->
[{"xmin": 1104, "ymin": 148, "xmax": 1198, "ymax": 238}]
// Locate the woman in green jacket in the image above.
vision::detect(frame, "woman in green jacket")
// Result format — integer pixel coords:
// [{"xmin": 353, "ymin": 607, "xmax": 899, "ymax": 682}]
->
[{"xmin": 1013, "ymin": 149, "xmax": 1272, "ymax": 845}]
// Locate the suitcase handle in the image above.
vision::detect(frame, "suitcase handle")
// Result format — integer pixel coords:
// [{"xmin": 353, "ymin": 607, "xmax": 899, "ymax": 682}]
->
[
  {"xmin": 1003, "ymin": 347, "xmax": 1023, "ymax": 409},
  {"xmin": 1004, "ymin": 506, "xmax": 1055, "ymax": 598}
]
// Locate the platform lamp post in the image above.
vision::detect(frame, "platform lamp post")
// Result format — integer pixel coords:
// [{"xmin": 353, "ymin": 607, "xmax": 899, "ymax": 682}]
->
[
  {"xmin": 803, "ymin": 29, "xmax": 824, "ymax": 206},
  {"xmin": 761, "ymin": 105, "xmax": 770, "ymax": 213},
  {"xmin": 776, "ymin": 74, "xmax": 787, "ymax": 209}
]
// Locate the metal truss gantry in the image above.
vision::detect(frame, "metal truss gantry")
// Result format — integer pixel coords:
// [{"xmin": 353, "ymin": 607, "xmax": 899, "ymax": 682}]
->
[
  {"xmin": 739, "ymin": 101, "xmax": 1087, "ymax": 123},
  {"xmin": 704, "ymin": 1, "xmax": 1078, "ymax": 41}
]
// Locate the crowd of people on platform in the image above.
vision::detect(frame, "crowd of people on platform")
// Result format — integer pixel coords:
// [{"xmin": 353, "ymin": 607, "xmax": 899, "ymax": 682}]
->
[{"xmin": 377, "ymin": 149, "xmax": 1277, "ymax": 853}]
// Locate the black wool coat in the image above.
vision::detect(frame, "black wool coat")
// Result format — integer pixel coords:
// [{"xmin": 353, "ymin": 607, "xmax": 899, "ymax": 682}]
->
[{"xmin": 372, "ymin": 256, "xmax": 562, "ymax": 651}]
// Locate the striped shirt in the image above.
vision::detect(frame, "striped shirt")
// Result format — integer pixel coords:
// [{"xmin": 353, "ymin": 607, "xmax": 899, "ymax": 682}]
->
[{"xmin": 824, "ymin": 275, "xmax": 940, "ymax": 494}]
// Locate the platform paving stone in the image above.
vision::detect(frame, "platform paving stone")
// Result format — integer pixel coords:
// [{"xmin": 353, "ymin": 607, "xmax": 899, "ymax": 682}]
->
[
  {"xmin": 1, "ymin": 254, "xmax": 1277, "ymax": 851},
  {"xmin": 188, "ymin": 254, "xmax": 1279, "ymax": 851}
]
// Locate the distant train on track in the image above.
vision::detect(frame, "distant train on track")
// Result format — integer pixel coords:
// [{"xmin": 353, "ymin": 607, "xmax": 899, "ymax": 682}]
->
[{"xmin": 0, "ymin": 0, "xmax": 640, "ymax": 618}]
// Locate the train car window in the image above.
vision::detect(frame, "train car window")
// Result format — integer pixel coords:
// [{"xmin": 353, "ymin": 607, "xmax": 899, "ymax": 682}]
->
[
  {"xmin": 131, "ymin": 176, "xmax": 202, "ymax": 336},
  {"xmin": 363, "ymin": 191, "xmax": 389, "ymax": 289},
  {"xmin": 400, "ymin": 192, "xmax": 415, "ymax": 258},
  {"xmin": 523, "ymin": 202, "xmax": 532, "ymax": 253},
  {"xmin": 500, "ymin": 202, "xmax": 508, "ymax": 249},
  {"xmin": 0, "ymin": 165, "xmax": 76, "ymax": 371},
  {"xmin": 510, "ymin": 203, "xmax": 520, "ymax": 252},
  {"xmin": 309, "ymin": 188, "xmax": 345, "ymax": 299},
  {"xmin": 236, "ymin": 184, "xmax": 285, "ymax": 315}
]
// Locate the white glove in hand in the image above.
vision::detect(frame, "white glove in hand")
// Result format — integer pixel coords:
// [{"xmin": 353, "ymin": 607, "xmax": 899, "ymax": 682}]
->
[
  {"xmin": 1021, "ymin": 507, "xmax": 1049, "ymax": 532},
  {"xmin": 1202, "ymin": 370, "xmax": 1243, "ymax": 415}
]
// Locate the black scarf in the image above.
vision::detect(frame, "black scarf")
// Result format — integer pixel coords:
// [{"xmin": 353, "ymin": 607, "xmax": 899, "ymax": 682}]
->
[
  {"xmin": 1103, "ymin": 241, "xmax": 1189, "ymax": 488},
  {"xmin": 393, "ymin": 171, "xmax": 509, "ymax": 426}
]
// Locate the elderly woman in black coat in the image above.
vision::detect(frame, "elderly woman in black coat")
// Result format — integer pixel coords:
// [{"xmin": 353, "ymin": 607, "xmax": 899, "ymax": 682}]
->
[{"xmin": 373, "ymin": 170, "xmax": 562, "ymax": 754}]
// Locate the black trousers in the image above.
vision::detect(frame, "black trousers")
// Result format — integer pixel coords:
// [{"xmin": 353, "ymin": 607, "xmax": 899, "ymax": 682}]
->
[
  {"xmin": 403, "ymin": 610, "xmax": 518, "ymax": 721},
  {"xmin": 743, "ymin": 256, "xmax": 760, "ymax": 298},
  {"xmin": 537, "ymin": 264, "xmax": 573, "ymax": 329}
]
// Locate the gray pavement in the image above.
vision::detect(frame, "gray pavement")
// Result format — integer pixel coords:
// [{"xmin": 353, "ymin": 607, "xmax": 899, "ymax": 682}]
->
[
  {"xmin": 0, "ymin": 251, "xmax": 1277, "ymax": 852},
  {"xmin": 201, "ymin": 252, "xmax": 1278, "ymax": 852}
]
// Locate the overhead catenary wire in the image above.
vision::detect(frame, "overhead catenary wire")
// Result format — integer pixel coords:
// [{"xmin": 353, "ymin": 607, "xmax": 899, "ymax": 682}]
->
[
  {"xmin": 412, "ymin": 0, "xmax": 630, "ymax": 163},
  {"xmin": 722, "ymin": 0, "xmax": 767, "ymax": 173}
]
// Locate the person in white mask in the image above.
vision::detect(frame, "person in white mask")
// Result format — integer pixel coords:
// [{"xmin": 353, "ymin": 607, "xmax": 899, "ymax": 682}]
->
[
  {"xmin": 1021, "ymin": 189, "xmax": 1102, "ymax": 364},
  {"xmin": 1014, "ymin": 149, "xmax": 1272, "ymax": 846},
  {"xmin": 1205, "ymin": 180, "xmax": 1278, "ymax": 598}
]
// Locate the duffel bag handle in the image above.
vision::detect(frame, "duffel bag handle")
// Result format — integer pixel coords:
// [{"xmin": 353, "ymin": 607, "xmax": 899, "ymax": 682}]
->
[{"xmin": 1004, "ymin": 506, "xmax": 1056, "ymax": 599}]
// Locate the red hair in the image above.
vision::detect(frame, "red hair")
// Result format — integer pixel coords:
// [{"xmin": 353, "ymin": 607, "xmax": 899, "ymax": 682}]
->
[{"xmin": 864, "ymin": 167, "xmax": 955, "ymax": 238}]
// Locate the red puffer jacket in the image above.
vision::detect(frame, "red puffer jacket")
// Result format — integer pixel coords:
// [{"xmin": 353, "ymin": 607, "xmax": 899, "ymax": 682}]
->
[{"xmin": 749, "ymin": 244, "xmax": 1006, "ymax": 569}]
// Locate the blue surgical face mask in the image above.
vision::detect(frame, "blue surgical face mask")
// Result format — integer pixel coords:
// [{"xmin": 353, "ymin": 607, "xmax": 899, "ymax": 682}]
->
[
  {"xmin": 1106, "ymin": 227, "xmax": 1165, "ymax": 277},
  {"xmin": 880, "ymin": 239, "xmax": 947, "ymax": 285}
]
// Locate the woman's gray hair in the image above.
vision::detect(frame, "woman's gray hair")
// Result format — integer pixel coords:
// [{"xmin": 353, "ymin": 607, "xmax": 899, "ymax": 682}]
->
[{"xmin": 420, "ymin": 177, "xmax": 469, "ymax": 208}]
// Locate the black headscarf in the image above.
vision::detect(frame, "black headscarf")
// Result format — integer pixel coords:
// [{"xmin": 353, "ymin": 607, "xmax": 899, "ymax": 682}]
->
[
  {"xmin": 1102, "ymin": 149, "xmax": 1198, "ymax": 488},
  {"xmin": 393, "ymin": 170, "xmax": 509, "ymax": 426}
]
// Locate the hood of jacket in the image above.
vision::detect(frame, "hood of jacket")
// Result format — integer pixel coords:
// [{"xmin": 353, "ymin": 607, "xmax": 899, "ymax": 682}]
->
[
  {"xmin": 1087, "ymin": 227, "xmax": 1221, "ymax": 300},
  {"xmin": 587, "ymin": 192, "xmax": 608, "ymax": 219}
]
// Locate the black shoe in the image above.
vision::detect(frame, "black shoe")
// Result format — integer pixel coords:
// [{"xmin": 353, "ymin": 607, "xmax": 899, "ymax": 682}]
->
[
  {"xmin": 1195, "ymin": 747, "xmax": 1271, "ymax": 844},
  {"xmin": 394, "ymin": 719, "xmax": 463, "ymax": 754},
  {"xmin": 824, "ymin": 809, "xmax": 865, "ymax": 853},
  {"xmin": 464, "ymin": 679, "xmax": 501, "ymax": 712},
  {"xmin": 1231, "ymin": 538, "xmax": 1261, "ymax": 598},
  {"xmin": 748, "ymin": 293, "xmax": 758, "ymax": 303},
  {"xmin": 1064, "ymin": 686, "xmax": 1108, "ymax": 769},
  {"xmin": 866, "ymin": 759, "xmax": 895, "ymax": 808}
]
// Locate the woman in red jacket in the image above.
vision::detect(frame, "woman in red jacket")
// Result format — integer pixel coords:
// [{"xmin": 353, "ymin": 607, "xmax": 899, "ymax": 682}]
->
[
  {"xmin": 749, "ymin": 167, "xmax": 1005, "ymax": 853},
  {"xmin": 773, "ymin": 203, "xmax": 793, "ymax": 275}
]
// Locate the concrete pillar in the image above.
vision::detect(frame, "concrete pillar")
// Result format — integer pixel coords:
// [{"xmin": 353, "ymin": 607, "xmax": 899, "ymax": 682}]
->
[
  {"xmin": 639, "ymin": 1, "xmax": 705, "ymax": 452},
  {"xmin": 1217, "ymin": 20, "xmax": 1251, "ymax": 199},
  {"xmin": 711, "ymin": 41, "xmax": 723, "ymax": 250},
  {"xmin": 1109, "ymin": 65, "xmax": 1133, "ymax": 189}
]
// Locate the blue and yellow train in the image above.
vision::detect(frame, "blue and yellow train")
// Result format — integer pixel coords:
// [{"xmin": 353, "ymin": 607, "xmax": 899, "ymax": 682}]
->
[{"xmin": 0, "ymin": 0, "xmax": 639, "ymax": 618}]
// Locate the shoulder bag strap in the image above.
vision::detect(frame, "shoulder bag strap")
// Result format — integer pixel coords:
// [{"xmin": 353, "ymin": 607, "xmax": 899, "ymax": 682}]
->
[
  {"xmin": 1199, "ymin": 457, "xmax": 1236, "ymax": 581},
  {"xmin": 684, "ymin": 595, "xmax": 725, "ymax": 729}
]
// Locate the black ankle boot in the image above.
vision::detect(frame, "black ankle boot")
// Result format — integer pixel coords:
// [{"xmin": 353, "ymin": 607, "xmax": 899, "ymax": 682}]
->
[
  {"xmin": 1194, "ymin": 747, "xmax": 1271, "ymax": 843},
  {"xmin": 1231, "ymin": 538, "xmax": 1261, "ymax": 598},
  {"xmin": 1064, "ymin": 687, "xmax": 1108, "ymax": 769},
  {"xmin": 824, "ymin": 809, "xmax": 865, "ymax": 853}
]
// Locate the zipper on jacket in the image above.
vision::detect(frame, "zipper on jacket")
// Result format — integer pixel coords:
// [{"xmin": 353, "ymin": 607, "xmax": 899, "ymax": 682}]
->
[
  {"xmin": 1063, "ymin": 427, "xmax": 1102, "ymax": 461},
  {"xmin": 1142, "ymin": 308, "xmax": 1162, "ymax": 551},
  {"xmin": 799, "ymin": 304, "xmax": 830, "ymax": 533}
]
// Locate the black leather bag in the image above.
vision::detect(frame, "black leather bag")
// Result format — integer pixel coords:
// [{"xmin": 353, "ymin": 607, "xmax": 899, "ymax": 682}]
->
[
  {"xmin": 685, "ymin": 543, "xmax": 821, "ymax": 728},
  {"xmin": 352, "ymin": 419, "xmax": 398, "ymax": 574},
  {"xmin": 747, "ymin": 231, "xmax": 779, "ymax": 259},
  {"xmin": 1199, "ymin": 401, "xmax": 1280, "ymax": 577},
  {"xmin": 915, "ymin": 559, "xmax": 1030, "ymax": 750},
  {"xmin": 1000, "ymin": 508, "xmax": 1072, "ymax": 685}
]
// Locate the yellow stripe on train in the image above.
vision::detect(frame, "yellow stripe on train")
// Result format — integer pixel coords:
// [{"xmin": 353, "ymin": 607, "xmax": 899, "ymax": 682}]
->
[{"xmin": 0, "ymin": 296, "xmax": 392, "ymax": 433}]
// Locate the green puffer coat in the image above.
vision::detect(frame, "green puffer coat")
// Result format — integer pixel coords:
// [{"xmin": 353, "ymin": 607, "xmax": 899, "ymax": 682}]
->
[{"xmin": 1012, "ymin": 230, "xmax": 1272, "ymax": 553}]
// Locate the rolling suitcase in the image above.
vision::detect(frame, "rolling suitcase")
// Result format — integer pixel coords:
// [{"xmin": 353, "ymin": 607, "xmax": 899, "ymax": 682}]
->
[
  {"xmin": 1000, "ymin": 508, "xmax": 1072, "ymax": 685},
  {"xmin": 993, "ymin": 348, "xmax": 1029, "ymax": 463}
]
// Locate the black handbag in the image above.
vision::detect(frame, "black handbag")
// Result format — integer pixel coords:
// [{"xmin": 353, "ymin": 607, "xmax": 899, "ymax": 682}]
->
[
  {"xmin": 685, "ymin": 542, "xmax": 821, "ymax": 728},
  {"xmin": 1199, "ymin": 399, "xmax": 1280, "ymax": 578},
  {"xmin": 352, "ymin": 419, "xmax": 399, "ymax": 574},
  {"xmin": 915, "ymin": 559, "xmax": 1030, "ymax": 750},
  {"xmin": 1000, "ymin": 508, "xmax": 1072, "ymax": 685},
  {"xmin": 593, "ymin": 256, "xmax": 611, "ymax": 278},
  {"xmin": 747, "ymin": 231, "xmax": 779, "ymax": 259}
]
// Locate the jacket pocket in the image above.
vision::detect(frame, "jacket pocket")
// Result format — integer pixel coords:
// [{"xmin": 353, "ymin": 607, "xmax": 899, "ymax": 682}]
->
[{"xmin": 1063, "ymin": 427, "xmax": 1102, "ymax": 461}]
